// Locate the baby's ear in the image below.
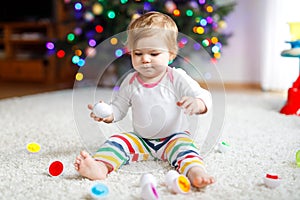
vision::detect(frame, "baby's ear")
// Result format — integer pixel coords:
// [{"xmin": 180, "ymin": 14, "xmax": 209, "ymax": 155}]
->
[{"xmin": 169, "ymin": 52, "xmax": 177, "ymax": 61}]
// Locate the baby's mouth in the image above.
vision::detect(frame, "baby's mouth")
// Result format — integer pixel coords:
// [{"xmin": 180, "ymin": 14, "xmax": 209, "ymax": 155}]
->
[{"xmin": 142, "ymin": 64, "xmax": 152, "ymax": 68}]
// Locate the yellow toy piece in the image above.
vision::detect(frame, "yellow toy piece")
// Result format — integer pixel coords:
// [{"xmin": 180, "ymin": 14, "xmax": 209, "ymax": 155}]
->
[{"xmin": 26, "ymin": 142, "xmax": 41, "ymax": 153}]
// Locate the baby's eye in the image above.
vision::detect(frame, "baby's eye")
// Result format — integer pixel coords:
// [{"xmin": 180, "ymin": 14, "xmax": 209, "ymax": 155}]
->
[
  {"xmin": 134, "ymin": 52, "xmax": 142, "ymax": 56},
  {"xmin": 150, "ymin": 53, "xmax": 160, "ymax": 56}
]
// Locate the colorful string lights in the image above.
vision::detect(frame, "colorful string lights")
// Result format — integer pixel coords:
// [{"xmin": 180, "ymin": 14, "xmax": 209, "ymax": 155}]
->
[{"xmin": 48, "ymin": 0, "xmax": 235, "ymax": 74}]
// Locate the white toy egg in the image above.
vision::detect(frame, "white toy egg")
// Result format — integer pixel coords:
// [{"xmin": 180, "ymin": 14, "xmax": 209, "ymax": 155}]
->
[
  {"xmin": 165, "ymin": 170, "xmax": 190, "ymax": 194},
  {"xmin": 263, "ymin": 173, "xmax": 281, "ymax": 188},
  {"xmin": 140, "ymin": 174, "xmax": 159, "ymax": 200},
  {"xmin": 140, "ymin": 173, "xmax": 157, "ymax": 188},
  {"xmin": 165, "ymin": 170, "xmax": 178, "ymax": 187},
  {"xmin": 141, "ymin": 183, "xmax": 159, "ymax": 200},
  {"xmin": 93, "ymin": 102, "xmax": 112, "ymax": 118},
  {"xmin": 217, "ymin": 141, "xmax": 230, "ymax": 153}
]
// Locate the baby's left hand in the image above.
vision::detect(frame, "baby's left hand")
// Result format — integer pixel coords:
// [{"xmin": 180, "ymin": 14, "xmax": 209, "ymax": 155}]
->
[{"xmin": 177, "ymin": 96, "xmax": 207, "ymax": 115}]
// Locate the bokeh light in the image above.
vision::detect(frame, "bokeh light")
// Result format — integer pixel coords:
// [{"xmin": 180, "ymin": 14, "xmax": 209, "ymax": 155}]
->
[
  {"xmin": 57, "ymin": 50, "xmax": 65, "ymax": 58},
  {"xmin": 214, "ymin": 52, "xmax": 221, "ymax": 59},
  {"xmin": 200, "ymin": 19, "xmax": 207, "ymax": 26},
  {"xmin": 211, "ymin": 37, "xmax": 218, "ymax": 44},
  {"xmin": 67, "ymin": 33, "xmax": 75, "ymax": 42},
  {"xmin": 86, "ymin": 47, "xmax": 97, "ymax": 57},
  {"xmin": 206, "ymin": 5, "xmax": 214, "ymax": 13},
  {"xmin": 95, "ymin": 25, "xmax": 104, "ymax": 33},
  {"xmin": 46, "ymin": 42, "xmax": 55, "ymax": 50},
  {"xmin": 92, "ymin": 3, "xmax": 103, "ymax": 15},
  {"xmin": 186, "ymin": 9, "xmax": 193, "ymax": 17},
  {"xmin": 88, "ymin": 39, "xmax": 97, "ymax": 47},
  {"xmin": 75, "ymin": 72, "xmax": 84, "ymax": 81},
  {"xmin": 198, "ymin": 0, "xmax": 206, "ymax": 4},
  {"xmin": 212, "ymin": 45, "xmax": 220, "ymax": 53},
  {"xmin": 193, "ymin": 42, "xmax": 201, "ymax": 50},
  {"xmin": 115, "ymin": 49, "xmax": 123, "ymax": 57},
  {"xmin": 110, "ymin": 37, "xmax": 118, "ymax": 45},
  {"xmin": 77, "ymin": 58, "xmax": 85, "ymax": 67},
  {"xmin": 74, "ymin": 27, "xmax": 82, "ymax": 35},
  {"xmin": 132, "ymin": 13, "xmax": 141, "ymax": 20},
  {"xmin": 84, "ymin": 12, "xmax": 95, "ymax": 22},
  {"xmin": 120, "ymin": 0, "xmax": 128, "ymax": 4},
  {"xmin": 72, "ymin": 55, "xmax": 80, "ymax": 64},
  {"xmin": 107, "ymin": 10, "xmax": 116, "ymax": 19},
  {"xmin": 173, "ymin": 9, "xmax": 180, "ymax": 17},
  {"xmin": 196, "ymin": 27, "xmax": 205, "ymax": 34},
  {"xmin": 74, "ymin": 2, "xmax": 83, "ymax": 11},
  {"xmin": 202, "ymin": 39, "xmax": 210, "ymax": 47},
  {"xmin": 75, "ymin": 49, "xmax": 82, "ymax": 56}
]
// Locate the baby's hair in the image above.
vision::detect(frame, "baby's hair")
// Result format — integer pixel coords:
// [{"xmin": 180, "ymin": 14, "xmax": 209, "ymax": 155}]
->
[{"xmin": 126, "ymin": 11, "xmax": 178, "ymax": 56}]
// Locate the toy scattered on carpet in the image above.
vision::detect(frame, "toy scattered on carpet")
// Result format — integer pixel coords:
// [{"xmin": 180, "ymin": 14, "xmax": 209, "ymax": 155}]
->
[
  {"xmin": 263, "ymin": 173, "xmax": 281, "ymax": 188},
  {"xmin": 165, "ymin": 170, "xmax": 191, "ymax": 194},
  {"xmin": 296, "ymin": 150, "xmax": 300, "ymax": 167},
  {"xmin": 25, "ymin": 135, "xmax": 292, "ymax": 194},
  {"xmin": 48, "ymin": 160, "xmax": 64, "ymax": 177},
  {"xmin": 139, "ymin": 171, "xmax": 191, "ymax": 199},
  {"xmin": 140, "ymin": 173, "xmax": 159, "ymax": 200},
  {"xmin": 26, "ymin": 142, "xmax": 41, "ymax": 153},
  {"xmin": 90, "ymin": 183, "xmax": 109, "ymax": 199},
  {"xmin": 93, "ymin": 102, "xmax": 113, "ymax": 118},
  {"xmin": 216, "ymin": 141, "xmax": 230, "ymax": 153}
]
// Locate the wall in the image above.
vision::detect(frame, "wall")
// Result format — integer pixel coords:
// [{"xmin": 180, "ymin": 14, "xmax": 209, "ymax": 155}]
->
[
  {"xmin": 217, "ymin": 0, "xmax": 262, "ymax": 84},
  {"xmin": 211, "ymin": 0, "xmax": 299, "ymax": 90}
]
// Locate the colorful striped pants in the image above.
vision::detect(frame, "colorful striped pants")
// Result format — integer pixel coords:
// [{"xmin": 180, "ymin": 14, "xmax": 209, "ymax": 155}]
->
[{"xmin": 92, "ymin": 132, "xmax": 205, "ymax": 176}]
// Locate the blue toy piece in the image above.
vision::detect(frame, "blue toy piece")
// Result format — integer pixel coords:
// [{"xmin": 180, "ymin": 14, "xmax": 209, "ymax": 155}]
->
[{"xmin": 90, "ymin": 183, "xmax": 109, "ymax": 199}]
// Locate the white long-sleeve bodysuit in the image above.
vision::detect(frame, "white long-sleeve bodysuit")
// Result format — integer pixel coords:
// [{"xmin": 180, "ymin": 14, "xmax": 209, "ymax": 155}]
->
[{"xmin": 111, "ymin": 66, "xmax": 212, "ymax": 139}]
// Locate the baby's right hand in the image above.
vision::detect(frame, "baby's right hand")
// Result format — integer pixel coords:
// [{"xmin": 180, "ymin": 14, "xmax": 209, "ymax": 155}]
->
[{"xmin": 88, "ymin": 103, "xmax": 114, "ymax": 123}]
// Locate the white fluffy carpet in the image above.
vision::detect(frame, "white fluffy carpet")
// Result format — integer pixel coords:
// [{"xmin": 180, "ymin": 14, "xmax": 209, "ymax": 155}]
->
[{"xmin": 0, "ymin": 88, "xmax": 299, "ymax": 200}]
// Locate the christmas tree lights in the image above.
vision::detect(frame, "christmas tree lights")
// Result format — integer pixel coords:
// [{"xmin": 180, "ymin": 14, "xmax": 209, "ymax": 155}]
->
[{"xmin": 48, "ymin": 0, "xmax": 236, "ymax": 67}]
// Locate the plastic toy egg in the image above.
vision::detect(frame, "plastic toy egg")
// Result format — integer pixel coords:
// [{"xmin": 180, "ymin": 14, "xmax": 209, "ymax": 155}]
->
[
  {"xmin": 140, "ymin": 173, "xmax": 159, "ymax": 200},
  {"xmin": 93, "ymin": 102, "xmax": 112, "ymax": 118},
  {"xmin": 48, "ymin": 160, "xmax": 64, "ymax": 177},
  {"xmin": 140, "ymin": 173, "xmax": 157, "ymax": 188},
  {"xmin": 165, "ymin": 170, "xmax": 190, "ymax": 194},
  {"xmin": 141, "ymin": 183, "xmax": 159, "ymax": 200},
  {"xmin": 263, "ymin": 173, "xmax": 281, "ymax": 188},
  {"xmin": 90, "ymin": 183, "xmax": 109, "ymax": 199},
  {"xmin": 217, "ymin": 141, "xmax": 230, "ymax": 153},
  {"xmin": 26, "ymin": 142, "xmax": 41, "ymax": 153},
  {"xmin": 296, "ymin": 150, "xmax": 300, "ymax": 167}
]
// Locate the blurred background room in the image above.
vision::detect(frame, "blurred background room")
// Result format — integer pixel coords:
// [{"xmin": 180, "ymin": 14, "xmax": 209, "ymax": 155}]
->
[{"xmin": 0, "ymin": 0, "xmax": 299, "ymax": 100}]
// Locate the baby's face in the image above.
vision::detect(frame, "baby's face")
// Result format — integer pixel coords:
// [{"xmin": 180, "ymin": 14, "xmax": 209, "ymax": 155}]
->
[{"xmin": 131, "ymin": 35, "xmax": 173, "ymax": 81}]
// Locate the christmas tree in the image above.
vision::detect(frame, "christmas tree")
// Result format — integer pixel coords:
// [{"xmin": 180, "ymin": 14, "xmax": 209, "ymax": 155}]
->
[{"xmin": 47, "ymin": 0, "xmax": 236, "ymax": 68}]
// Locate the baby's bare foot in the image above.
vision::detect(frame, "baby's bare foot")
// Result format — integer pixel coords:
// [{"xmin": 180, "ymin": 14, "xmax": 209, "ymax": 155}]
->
[
  {"xmin": 74, "ymin": 150, "xmax": 108, "ymax": 180},
  {"xmin": 187, "ymin": 166, "xmax": 215, "ymax": 188}
]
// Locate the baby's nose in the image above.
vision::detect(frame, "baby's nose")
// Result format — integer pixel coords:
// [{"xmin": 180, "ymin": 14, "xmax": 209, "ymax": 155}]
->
[{"xmin": 142, "ymin": 54, "xmax": 151, "ymax": 63}]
